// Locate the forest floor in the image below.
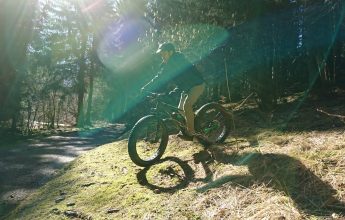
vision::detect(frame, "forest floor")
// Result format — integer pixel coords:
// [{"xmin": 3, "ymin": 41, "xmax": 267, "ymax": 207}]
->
[{"xmin": 2, "ymin": 91, "xmax": 345, "ymax": 219}]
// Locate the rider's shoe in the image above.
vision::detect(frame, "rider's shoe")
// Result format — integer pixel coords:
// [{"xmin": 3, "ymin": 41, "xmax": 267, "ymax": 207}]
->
[
  {"xmin": 177, "ymin": 131, "xmax": 210, "ymax": 145},
  {"xmin": 177, "ymin": 131, "xmax": 193, "ymax": 141},
  {"xmin": 193, "ymin": 133, "xmax": 210, "ymax": 146}
]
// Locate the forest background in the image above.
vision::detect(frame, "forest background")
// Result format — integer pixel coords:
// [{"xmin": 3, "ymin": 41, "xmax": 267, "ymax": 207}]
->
[{"xmin": 1, "ymin": 0, "xmax": 345, "ymax": 135}]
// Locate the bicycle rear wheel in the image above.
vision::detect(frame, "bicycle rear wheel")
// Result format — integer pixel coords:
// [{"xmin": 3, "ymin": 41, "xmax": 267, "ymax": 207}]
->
[
  {"xmin": 195, "ymin": 103, "xmax": 231, "ymax": 145},
  {"xmin": 128, "ymin": 115, "xmax": 168, "ymax": 167}
]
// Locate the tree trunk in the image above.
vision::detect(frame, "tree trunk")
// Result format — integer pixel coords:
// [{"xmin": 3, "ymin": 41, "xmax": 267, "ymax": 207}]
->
[
  {"xmin": 76, "ymin": 34, "xmax": 88, "ymax": 128},
  {"xmin": 85, "ymin": 36, "xmax": 98, "ymax": 126},
  {"xmin": 85, "ymin": 72, "xmax": 94, "ymax": 126}
]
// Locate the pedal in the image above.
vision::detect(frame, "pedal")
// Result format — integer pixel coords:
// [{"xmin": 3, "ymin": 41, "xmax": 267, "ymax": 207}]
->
[{"xmin": 172, "ymin": 112, "xmax": 184, "ymax": 121}]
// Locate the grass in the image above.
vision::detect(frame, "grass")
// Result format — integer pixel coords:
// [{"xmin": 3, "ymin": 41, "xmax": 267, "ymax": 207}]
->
[{"xmin": 6, "ymin": 94, "xmax": 345, "ymax": 219}]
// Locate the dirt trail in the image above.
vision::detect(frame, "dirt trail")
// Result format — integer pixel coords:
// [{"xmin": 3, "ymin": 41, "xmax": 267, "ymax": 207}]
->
[{"xmin": 0, "ymin": 125, "xmax": 126, "ymax": 218}]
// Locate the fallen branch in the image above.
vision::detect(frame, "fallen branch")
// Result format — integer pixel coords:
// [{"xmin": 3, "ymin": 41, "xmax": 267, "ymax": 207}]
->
[
  {"xmin": 316, "ymin": 108, "xmax": 345, "ymax": 119},
  {"xmin": 233, "ymin": 93, "xmax": 254, "ymax": 111},
  {"xmin": 317, "ymin": 109, "xmax": 345, "ymax": 125}
]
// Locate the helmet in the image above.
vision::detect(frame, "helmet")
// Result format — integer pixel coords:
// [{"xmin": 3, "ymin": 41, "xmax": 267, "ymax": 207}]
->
[{"xmin": 156, "ymin": 42, "xmax": 175, "ymax": 54}]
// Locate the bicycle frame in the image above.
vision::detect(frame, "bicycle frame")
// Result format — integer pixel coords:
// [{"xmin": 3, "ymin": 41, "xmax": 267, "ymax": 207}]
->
[{"xmin": 148, "ymin": 96, "xmax": 187, "ymax": 132}]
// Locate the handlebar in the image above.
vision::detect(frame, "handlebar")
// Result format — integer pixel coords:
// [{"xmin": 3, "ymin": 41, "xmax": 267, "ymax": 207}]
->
[
  {"xmin": 140, "ymin": 89, "xmax": 166, "ymax": 100},
  {"xmin": 140, "ymin": 89, "xmax": 181, "ymax": 114}
]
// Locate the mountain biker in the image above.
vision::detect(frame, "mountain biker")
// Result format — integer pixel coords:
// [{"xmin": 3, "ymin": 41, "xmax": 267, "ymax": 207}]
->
[{"xmin": 141, "ymin": 42, "xmax": 205, "ymax": 139}]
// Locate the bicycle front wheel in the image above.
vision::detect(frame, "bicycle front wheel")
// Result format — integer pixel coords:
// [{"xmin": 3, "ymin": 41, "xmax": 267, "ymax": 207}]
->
[
  {"xmin": 195, "ymin": 103, "xmax": 231, "ymax": 145},
  {"xmin": 128, "ymin": 115, "xmax": 168, "ymax": 167}
]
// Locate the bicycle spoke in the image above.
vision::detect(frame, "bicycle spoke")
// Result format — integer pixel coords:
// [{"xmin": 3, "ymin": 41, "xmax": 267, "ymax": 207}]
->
[
  {"xmin": 126, "ymin": 93, "xmax": 167, "ymax": 166},
  {"xmin": 195, "ymin": 104, "xmax": 230, "ymax": 144}
]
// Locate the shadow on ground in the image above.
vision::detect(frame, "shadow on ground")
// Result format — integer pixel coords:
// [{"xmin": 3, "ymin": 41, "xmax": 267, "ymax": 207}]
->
[
  {"xmin": 0, "ymin": 124, "xmax": 126, "ymax": 219},
  {"xmin": 199, "ymin": 148, "xmax": 345, "ymax": 217},
  {"xmin": 136, "ymin": 157, "xmax": 195, "ymax": 193},
  {"xmin": 137, "ymin": 148, "xmax": 345, "ymax": 217}
]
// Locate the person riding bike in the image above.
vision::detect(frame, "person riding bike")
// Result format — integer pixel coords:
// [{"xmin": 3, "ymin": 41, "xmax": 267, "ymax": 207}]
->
[{"xmin": 141, "ymin": 42, "xmax": 205, "ymax": 139}]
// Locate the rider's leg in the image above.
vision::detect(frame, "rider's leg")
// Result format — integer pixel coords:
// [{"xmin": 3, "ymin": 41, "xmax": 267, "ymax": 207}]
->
[{"xmin": 183, "ymin": 83, "xmax": 205, "ymax": 135}]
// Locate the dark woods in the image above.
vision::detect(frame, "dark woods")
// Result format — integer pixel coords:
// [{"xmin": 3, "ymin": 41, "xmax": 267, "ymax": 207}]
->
[{"xmin": 1, "ymin": 0, "xmax": 345, "ymax": 134}]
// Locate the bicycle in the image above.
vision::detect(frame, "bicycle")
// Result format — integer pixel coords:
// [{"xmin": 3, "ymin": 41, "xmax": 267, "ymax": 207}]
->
[{"xmin": 128, "ymin": 91, "xmax": 232, "ymax": 167}]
